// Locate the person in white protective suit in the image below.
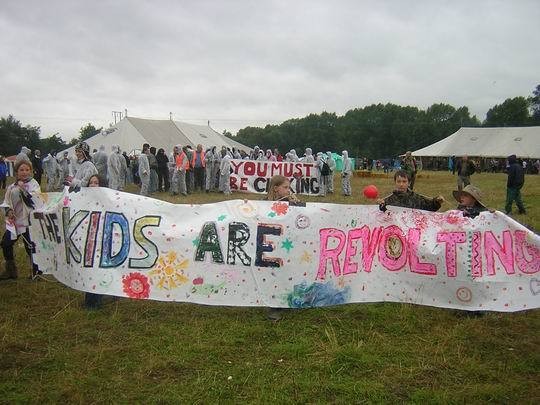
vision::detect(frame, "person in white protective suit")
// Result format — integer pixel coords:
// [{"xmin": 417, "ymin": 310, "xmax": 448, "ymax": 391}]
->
[
  {"xmin": 341, "ymin": 150, "xmax": 352, "ymax": 196},
  {"xmin": 107, "ymin": 145, "xmax": 126, "ymax": 191},
  {"xmin": 250, "ymin": 146, "xmax": 260, "ymax": 160},
  {"xmin": 219, "ymin": 152, "xmax": 232, "ymax": 195},
  {"xmin": 326, "ymin": 151, "xmax": 336, "ymax": 193},
  {"xmin": 93, "ymin": 144, "xmax": 108, "ymax": 184},
  {"xmin": 205, "ymin": 148, "xmax": 214, "ymax": 192},
  {"xmin": 168, "ymin": 146, "xmax": 179, "ymax": 195},
  {"xmin": 42, "ymin": 151, "xmax": 60, "ymax": 191},
  {"xmin": 212, "ymin": 146, "xmax": 221, "ymax": 191},
  {"xmin": 232, "ymin": 148, "xmax": 242, "ymax": 160},
  {"xmin": 289, "ymin": 149, "xmax": 300, "ymax": 162},
  {"xmin": 138, "ymin": 146, "xmax": 151, "ymax": 196},
  {"xmin": 15, "ymin": 146, "xmax": 31, "ymax": 165},
  {"xmin": 57, "ymin": 152, "xmax": 70, "ymax": 186},
  {"xmin": 303, "ymin": 148, "xmax": 315, "ymax": 163},
  {"xmin": 65, "ymin": 142, "xmax": 98, "ymax": 189},
  {"xmin": 266, "ymin": 149, "xmax": 276, "ymax": 162}
]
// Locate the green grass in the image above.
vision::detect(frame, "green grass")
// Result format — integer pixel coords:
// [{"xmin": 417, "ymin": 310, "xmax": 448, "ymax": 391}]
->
[{"xmin": 0, "ymin": 171, "xmax": 539, "ymax": 403}]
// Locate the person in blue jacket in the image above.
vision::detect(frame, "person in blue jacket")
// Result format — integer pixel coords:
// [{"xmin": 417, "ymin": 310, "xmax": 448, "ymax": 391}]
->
[{"xmin": 0, "ymin": 156, "xmax": 7, "ymax": 189}]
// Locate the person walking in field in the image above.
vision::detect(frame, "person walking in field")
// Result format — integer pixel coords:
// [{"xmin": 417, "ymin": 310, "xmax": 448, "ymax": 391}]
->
[
  {"xmin": 505, "ymin": 154, "xmax": 526, "ymax": 215},
  {"xmin": 400, "ymin": 151, "xmax": 417, "ymax": 190},
  {"xmin": 456, "ymin": 155, "xmax": 476, "ymax": 191}
]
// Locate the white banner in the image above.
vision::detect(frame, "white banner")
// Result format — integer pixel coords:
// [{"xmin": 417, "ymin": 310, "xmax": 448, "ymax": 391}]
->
[
  {"xmin": 230, "ymin": 159, "xmax": 320, "ymax": 195},
  {"xmin": 30, "ymin": 188, "xmax": 540, "ymax": 312}
]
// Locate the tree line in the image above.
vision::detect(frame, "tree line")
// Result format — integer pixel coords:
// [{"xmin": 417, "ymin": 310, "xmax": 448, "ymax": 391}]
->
[
  {"xmin": 228, "ymin": 84, "xmax": 540, "ymax": 158},
  {"xmin": 0, "ymin": 120, "xmax": 102, "ymax": 157},
  {"xmin": 1, "ymin": 85, "xmax": 538, "ymax": 158}
]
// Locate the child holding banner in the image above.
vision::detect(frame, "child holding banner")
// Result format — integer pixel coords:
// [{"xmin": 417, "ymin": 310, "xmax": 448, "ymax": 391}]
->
[
  {"xmin": 378, "ymin": 170, "xmax": 444, "ymax": 212},
  {"xmin": 266, "ymin": 175, "xmax": 302, "ymax": 320},
  {"xmin": 83, "ymin": 174, "xmax": 105, "ymax": 309},
  {"xmin": 453, "ymin": 184, "xmax": 492, "ymax": 219},
  {"xmin": 0, "ymin": 160, "xmax": 41, "ymax": 280}
]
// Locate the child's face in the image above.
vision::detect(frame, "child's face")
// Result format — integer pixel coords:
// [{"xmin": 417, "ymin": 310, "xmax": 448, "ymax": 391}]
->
[
  {"xmin": 88, "ymin": 177, "xmax": 100, "ymax": 187},
  {"xmin": 394, "ymin": 176, "xmax": 409, "ymax": 192},
  {"xmin": 17, "ymin": 164, "xmax": 32, "ymax": 181},
  {"xmin": 460, "ymin": 193, "xmax": 476, "ymax": 207},
  {"xmin": 274, "ymin": 181, "xmax": 290, "ymax": 199}
]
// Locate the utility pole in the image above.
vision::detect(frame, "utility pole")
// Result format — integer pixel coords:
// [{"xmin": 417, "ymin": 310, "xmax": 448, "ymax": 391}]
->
[{"xmin": 112, "ymin": 111, "xmax": 123, "ymax": 124}]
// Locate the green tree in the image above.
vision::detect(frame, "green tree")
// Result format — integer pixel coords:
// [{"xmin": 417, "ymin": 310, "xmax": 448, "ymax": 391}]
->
[
  {"xmin": 40, "ymin": 133, "xmax": 67, "ymax": 154},
  {"xmin": 529, "ymin": 84, "xmax": 540, "ymax": 124},
  {"xmin": 232, "ymin": 102, "xmax": 479, "ymax": 158},
  {"xmin": 484, "ymin": 97, "xmax": 530, "ymax": 127},
  {"xmin": 0, "ymin": 115, "xmax": 41, "ymax": 156},
  {"xmin": 79, "ymin": 123, "xmax": 102, "ymax": 141}
]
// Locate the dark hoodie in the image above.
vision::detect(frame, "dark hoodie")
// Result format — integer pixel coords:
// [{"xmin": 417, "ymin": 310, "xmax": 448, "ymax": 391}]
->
[{"xmin": 507, "ymin": 155, "xmax": 524, "ymax": 189}]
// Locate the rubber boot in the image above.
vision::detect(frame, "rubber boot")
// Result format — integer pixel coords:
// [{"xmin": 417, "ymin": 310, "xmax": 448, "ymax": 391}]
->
[{"xmin": 0, "ymin": 260, "xmax": 18, "ymax": 280}]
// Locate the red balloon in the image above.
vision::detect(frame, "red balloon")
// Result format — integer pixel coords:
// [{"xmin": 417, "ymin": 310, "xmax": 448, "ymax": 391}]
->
[{"xmin": 363, "ymin": 185, "xmax": 379, "ymax": 199}]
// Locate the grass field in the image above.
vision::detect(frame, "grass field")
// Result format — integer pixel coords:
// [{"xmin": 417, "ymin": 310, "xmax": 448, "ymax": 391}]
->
[{"xmin": 1, "ymin": 171, "xmax": 539, "ymax": 403}]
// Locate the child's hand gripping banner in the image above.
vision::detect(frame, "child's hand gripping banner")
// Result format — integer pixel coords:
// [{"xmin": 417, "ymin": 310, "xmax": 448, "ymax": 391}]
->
[{"xmin": 30, "ymin": 188, "xmax": 540, "ymax": 312}]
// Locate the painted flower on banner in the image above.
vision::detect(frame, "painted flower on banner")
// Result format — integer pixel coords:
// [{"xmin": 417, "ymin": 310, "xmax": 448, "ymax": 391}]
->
[
  {"xmin": 445, "ymin": 211, "xmax": 467, "ymax": 226},
  {"xmin": 149, "ymin": 251, "xmax": 189, "ymax": 290},
  {"xmin": 122, "ymin": 272, "xmax": 150, "ymax": 299},
  {"xmin": 271, "ymin": 202, "xmax": 289, "ymax": 216}
]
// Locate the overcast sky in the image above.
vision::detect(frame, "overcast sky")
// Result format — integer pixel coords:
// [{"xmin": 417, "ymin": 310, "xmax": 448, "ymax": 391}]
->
[{"xmin": 1, "ymin": 0, "xmax": 539, "ymax": 140}]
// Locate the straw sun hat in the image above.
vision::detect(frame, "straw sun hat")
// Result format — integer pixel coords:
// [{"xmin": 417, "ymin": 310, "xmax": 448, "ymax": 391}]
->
[{"xmin": 452, "ymin": 185, "xmax": 485, "ymax": 207}]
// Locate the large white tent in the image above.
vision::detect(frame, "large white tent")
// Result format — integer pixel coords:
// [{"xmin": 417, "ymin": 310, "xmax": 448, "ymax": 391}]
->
[
  {"xmin": 61, "ymin": 117, "xmax": 250, "ymax": 156},
  {"xmin": 412, "ymin": 126, "xmax": 540, "ymax": 158}
]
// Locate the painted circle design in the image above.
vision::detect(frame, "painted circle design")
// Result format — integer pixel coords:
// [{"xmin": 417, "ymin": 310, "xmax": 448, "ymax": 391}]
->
[
  {"xmin": 295, "ymin": 214, "xmax": 311, "ymax": 229},
  {"xmin": 387, "ymin": 236, "xmax": 403, "ymax": 259},
  {"xmin": 455, "ymin": 287, "xmax": 472, "ymax": 303}
]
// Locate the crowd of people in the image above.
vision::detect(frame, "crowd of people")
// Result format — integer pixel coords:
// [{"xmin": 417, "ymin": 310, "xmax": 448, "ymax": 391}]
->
[{"xmin": 1, "ymin": 144, "xmax": 355, "ymax": 198}]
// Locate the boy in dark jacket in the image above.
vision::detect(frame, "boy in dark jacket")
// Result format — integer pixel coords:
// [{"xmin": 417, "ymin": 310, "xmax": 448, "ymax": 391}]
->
[
  {"xmin": 505, "ymin": 154, "xmax": 526, "ymax": 215},
  {"xmin": 378, "ymin": 170, "xmax": 444, "ymax": 212}
]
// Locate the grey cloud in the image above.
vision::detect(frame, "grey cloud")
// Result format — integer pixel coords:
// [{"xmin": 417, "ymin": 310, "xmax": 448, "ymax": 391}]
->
[{"xmin": 0, "ymin": 0, "xmax": 539, "ymax": 139}]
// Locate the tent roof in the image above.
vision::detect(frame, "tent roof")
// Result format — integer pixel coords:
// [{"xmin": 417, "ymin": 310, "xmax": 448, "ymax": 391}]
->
[
  {"xmin": 61, "ymin": 116, "xmax": 251, "ymax": 156},
  {"xmin": 412, "ymin": 126, "xmax": 540, "ymax": 158}
]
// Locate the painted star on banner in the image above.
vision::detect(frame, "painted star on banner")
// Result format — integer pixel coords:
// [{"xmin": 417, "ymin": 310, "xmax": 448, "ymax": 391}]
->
[
  {"xmin": 217, "ymin": 214, "xmax": 227, "ymax": 221},
  {"xmin": 267, "ymin": 211, "xmax": 277, "ymax": 218},
  {"xmin": 300, "ymin": 251, "xmax": 312, "ymax": 263},
  {"xmin": 192, "ymin": 238, "xmax": 200, "ymax": 247},
  {"xmin": 281, "ymin": 238, "xmax": 294, "ymax": 253}
]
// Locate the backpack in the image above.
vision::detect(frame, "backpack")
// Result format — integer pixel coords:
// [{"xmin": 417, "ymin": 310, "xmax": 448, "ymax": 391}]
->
[{"xmin": 321, "ymin": 161, "xmax": 330, "ymax": 176}]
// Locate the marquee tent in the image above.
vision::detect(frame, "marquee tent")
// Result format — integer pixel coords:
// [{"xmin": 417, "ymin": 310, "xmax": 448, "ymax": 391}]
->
[
  {"xmin": 61, "ymin": 117, "xmax": 251, "ymax": 156},
  {"xmin": 412, "ymin": 126, "xmax": 540, "ymax": 158}
]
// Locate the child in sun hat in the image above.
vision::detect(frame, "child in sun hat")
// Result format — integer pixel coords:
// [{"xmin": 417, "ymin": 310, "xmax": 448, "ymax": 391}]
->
[{"xmin": 453, "ymin": 184, "xmax": 491, "ymax": 218}]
